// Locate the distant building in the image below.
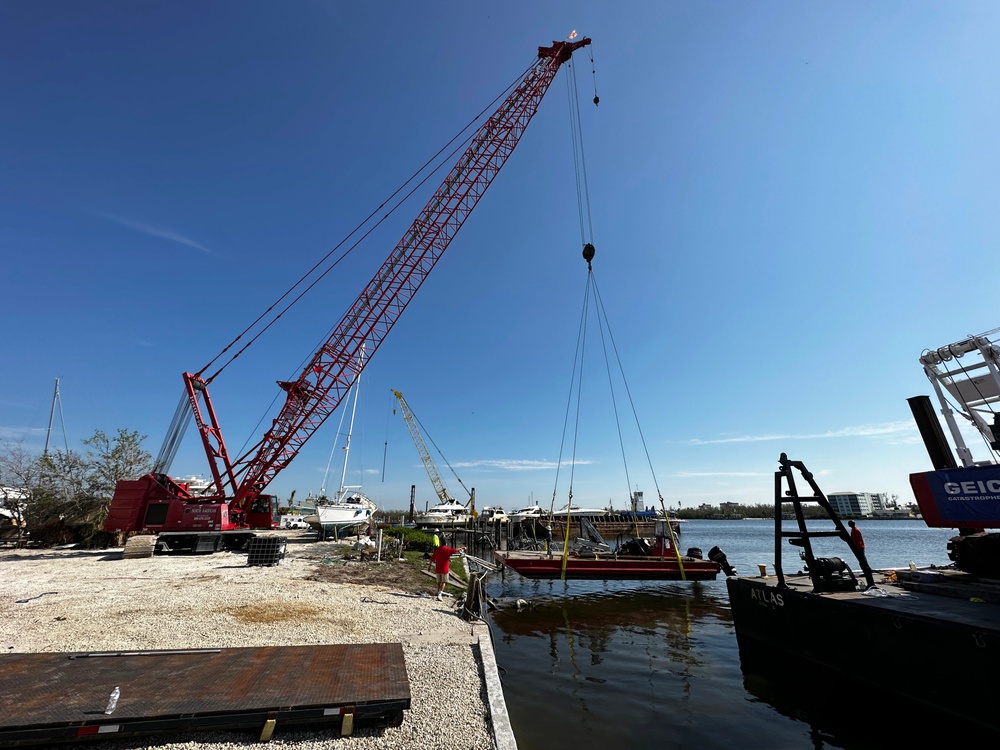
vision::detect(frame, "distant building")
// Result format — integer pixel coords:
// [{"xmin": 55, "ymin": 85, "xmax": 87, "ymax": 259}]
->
[{"xmin": 826, "ymin": 491, "xmax": 888, "ymax": 517}]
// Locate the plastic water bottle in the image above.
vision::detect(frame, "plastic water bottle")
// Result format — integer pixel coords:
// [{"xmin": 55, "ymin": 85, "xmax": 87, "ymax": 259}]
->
[{"xmin": 105, "ymin": 686, "xmax": 120, "ymax": 715}]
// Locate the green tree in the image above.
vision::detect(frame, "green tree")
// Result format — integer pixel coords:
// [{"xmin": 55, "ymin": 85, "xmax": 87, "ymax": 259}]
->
[
  {"xmin": 0, "ymin": 440, "xmax": 39, "ymax": 545},
  {"xmin": 83, "ymin": 428, "xmax": 153, "ymax": 499}
]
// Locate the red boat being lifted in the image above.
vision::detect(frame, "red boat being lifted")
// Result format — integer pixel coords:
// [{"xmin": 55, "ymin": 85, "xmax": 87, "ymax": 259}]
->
[{"xmin": 495, "ymin": 520, "xmax": 731, "ymax": 581}]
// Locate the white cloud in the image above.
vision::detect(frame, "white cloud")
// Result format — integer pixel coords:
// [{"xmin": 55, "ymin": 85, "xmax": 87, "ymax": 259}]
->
[
  {"xmin": 674, "ymin": 470, "xmax": 769, "ymax": 478},
  {"xmin": 689, "ymin": 421, "xmax": 915, "ymax": 445},
  {"xmin": 97, "ymin": 213, "xmax": 215, "ymax": 255},
  {"xmin": 451, "ymin": 458, "xmax": 592, "ymax": 471}
]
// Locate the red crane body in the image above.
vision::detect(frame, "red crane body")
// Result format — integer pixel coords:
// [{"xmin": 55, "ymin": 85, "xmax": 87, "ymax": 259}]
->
[{"xmin": 103, "ymin": 38, "xmax": 592, "ymax": 549}]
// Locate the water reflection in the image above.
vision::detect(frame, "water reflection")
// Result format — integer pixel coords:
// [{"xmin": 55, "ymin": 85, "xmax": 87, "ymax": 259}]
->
[
  {"xmin": 489, "ymin": 584, "xmax": 756, "ymax": 750},
  {"xmin": 486, "ymin": 522, "xmax": 970, "ymax": 750},
  {"xmin": 736, "ymin": 636, "xmax": 1000, "ymax": 749}
]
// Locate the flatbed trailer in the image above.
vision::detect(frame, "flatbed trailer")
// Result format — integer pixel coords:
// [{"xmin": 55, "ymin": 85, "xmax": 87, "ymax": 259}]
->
[{"xmin": 0, "ymin": 643, "xmax": 410, "ymax": 746}]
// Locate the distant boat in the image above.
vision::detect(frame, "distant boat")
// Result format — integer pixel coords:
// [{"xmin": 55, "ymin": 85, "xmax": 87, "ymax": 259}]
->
[
  {"xmin": 509, "ymin": 505, "xmax": 545, "ymax": 523},
  {"xmin": 413, "ymin": 501, "xmax": 471, "ymax": 528},
  {"xmin": 479, "ymin": 506, "xmax": 509, "ymax": 524},
  {"xmin": 554, "ymin": 503, "xmax": 609, "ymax": 518}
]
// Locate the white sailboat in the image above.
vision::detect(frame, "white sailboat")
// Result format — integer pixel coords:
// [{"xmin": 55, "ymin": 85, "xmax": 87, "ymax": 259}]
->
[{"xmin": 303, "ymin": 355, "xmax": 377, "ymax": 532}]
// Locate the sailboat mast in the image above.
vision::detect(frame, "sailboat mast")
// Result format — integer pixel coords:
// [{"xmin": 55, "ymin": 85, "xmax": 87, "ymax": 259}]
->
[
  {"xmin": 43, "ymin": 377, "xmax": 59, "ymax": 457},
  {"xmin": 337, "ymin": 347, "xmax": 365, "ymax": 499},
  {"xmin": 338, "ymin": 373, "xmax": 361, "ymax": 498}
]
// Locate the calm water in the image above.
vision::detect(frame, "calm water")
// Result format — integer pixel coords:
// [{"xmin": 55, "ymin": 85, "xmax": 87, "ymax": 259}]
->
[{"xmin": 486, "ymin": 519, "xmax": 970, "ymax": 750}]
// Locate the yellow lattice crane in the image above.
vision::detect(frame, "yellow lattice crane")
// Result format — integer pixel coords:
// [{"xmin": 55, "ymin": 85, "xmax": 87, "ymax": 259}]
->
[{"xmin": 391, "ymin": 389, "xmax": 474, "ymax": 513}]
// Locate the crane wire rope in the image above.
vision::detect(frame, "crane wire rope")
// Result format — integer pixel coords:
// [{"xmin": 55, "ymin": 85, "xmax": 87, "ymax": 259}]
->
[
  {"xmin": 550, "ymin": 46, "xmax": 682, "ymax": 572},
  {"xmin": 566, "ymin": 56, "xmax": 595, "ymax": 248},
  {"xmin": 547, "ymin": 278, "xmax": 592, "ymax": 524},
  {"xmin": 196, "ymin": 61, "xmax": 536, "ymax": 386},
  {"xmin": 213, "ymin": 61, "xmax": 537, "ymax": 465}
]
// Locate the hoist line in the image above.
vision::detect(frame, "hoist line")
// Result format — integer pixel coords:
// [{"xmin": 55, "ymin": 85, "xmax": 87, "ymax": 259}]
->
[
  {"xmin": 214, "ymin": 61, "xmax": 539, "ymax": 465},
  {"xmin": 549, "ymin": 268, "xmax": 595, "ymax": 523},
  {"xmin": 196, "ymin": 61, "xmax": 536, "ymax": 385},
  {"xmin": 566, "ymin": 63, "xmax": 586, "ymax": 247},
  {"xmin": 591, "ymin": 273, "xmax": 666, "ymax": 502},
  {"xmin": 590, "ymin": 269, "xmax": 635, "ymax": 507},
  {"xmin": 565, "ymin": 60, "xmax": 595, "ymax": 248},
  {"xmin": 567, "ymin": 273, "xmax": 593, "ymax": 505},
  {"xmin": 588, "ymin": 42, "xmax": 600, "ymax": 105},
  {"xmin": 560, "ymin": 269, "xmax": 595, "ymax": 581},
  {"xmin": 572, "ymin": 63, "xmax": 596, "ymax": 246}
]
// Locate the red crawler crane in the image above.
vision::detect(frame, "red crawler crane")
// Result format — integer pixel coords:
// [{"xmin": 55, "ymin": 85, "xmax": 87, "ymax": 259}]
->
[{"xmin": 104, "ymin": 37, "xmax": 592, "ymax": 552}]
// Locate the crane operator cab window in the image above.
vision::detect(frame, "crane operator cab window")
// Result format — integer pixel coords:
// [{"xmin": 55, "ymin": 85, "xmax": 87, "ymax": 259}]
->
[{"xmin": 251, "ymin": 496, "xmax": 273, "ymax": 515}]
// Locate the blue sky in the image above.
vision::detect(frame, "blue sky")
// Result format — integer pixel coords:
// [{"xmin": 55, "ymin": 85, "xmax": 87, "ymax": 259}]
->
[{"xmin": 3, "ymin": 2, "xmax": 1000, "ymax": 513}]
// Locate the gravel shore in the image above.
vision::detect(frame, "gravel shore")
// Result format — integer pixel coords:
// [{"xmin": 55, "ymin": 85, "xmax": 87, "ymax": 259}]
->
[{"xmin": 0, "ymin": 534, "xmax": 497, "ymax": 750}]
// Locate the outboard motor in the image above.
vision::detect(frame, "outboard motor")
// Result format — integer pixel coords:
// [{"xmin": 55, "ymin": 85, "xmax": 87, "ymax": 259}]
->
[
  {"xmin": 620, "ymin": 537, "xmax": 652, "ymax": 556},
  {"xmin": 708, "ymin": 546, "xmax": 737, "ymax": 576},
  {"xmin": 686, "ymin": 547, "xmax": 703, "ymax": 559}
]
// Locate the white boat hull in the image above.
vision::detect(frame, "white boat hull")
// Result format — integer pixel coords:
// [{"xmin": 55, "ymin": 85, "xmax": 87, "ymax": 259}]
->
[
  {"xmin": 305, "ymin": 493, "xmax": 377, "ymax": 530},
  {"xmin": 413, "ymin": 502, "xmax": 471, "ymax": 528}
]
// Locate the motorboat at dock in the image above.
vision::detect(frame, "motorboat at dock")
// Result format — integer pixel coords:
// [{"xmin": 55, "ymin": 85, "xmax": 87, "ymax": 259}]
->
[
  {"xmin": 413, "ymin": 501, "xmax": 471, "ymax": 528},
  {"xmin": 508, "ymin": 505, "xmax": 544, "ymax": 523},
  {"xmin": 478, "ymin": 506, "xmax": 509, "ymax": 524}
]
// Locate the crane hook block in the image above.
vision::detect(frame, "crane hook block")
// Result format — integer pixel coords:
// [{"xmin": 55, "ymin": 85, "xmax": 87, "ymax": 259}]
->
[{"xmin": 582, "ymin": 243, "xmax": 596, "ymax": 268}]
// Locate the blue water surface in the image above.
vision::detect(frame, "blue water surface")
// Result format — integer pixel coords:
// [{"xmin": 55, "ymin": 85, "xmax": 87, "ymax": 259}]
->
[{"xmin": 486, "ymin": 520, "xmax": 972, "ymax": 750}]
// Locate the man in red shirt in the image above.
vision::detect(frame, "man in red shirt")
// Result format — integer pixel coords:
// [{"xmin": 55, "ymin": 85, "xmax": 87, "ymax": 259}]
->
[
  {"xmin": 430, "ymin": 542, "xmax": 465, "ymax": 601},
  {"xmin": 848, "ymin": 520, "xmax": 868, "ymax": 567}
]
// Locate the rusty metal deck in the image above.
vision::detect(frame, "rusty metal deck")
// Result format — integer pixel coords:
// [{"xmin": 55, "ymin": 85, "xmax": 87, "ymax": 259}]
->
[{"xmin": 0, "ymin": 643, "xmax": 410, "ymax": 746}]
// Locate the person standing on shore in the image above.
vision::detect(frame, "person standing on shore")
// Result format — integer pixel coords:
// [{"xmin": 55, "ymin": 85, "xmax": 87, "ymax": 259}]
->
[
  {"xmin": 431, "ymin": 542, "xmax": 465, "ymax": 601},
  {"xmin": 425, "ymin": 529, "xmax": 442, "ymax": 565},
  {"xmin": 848, "ymin": 520, "xmax": 868, "ymax": 566}
]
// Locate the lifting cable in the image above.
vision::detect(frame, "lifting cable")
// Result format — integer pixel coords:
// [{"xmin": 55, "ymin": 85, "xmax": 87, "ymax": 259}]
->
[
  {"xmin": 201, "ymin": 61, "xmax": 538, "ymax": 467},
  {"xmin": 195, "ymin": 61, "xmax": 537, "ymax": 387},
  {"xmin": 549, "ymin": 45, "xmax": 683, "ymax": 575},
  {"xmin": 549, "ymin": 43, "xmax": 600, "ymax": 522}
]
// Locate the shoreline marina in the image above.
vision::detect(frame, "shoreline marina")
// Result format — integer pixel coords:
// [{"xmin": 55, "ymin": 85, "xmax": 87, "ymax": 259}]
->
[
  {"xmin": 486, "ymin": 518, "xmax": 993, "ymax": 750},
  {"xmin": 2, "ymin": 519, "xmax": 993, "ymax": 750}
]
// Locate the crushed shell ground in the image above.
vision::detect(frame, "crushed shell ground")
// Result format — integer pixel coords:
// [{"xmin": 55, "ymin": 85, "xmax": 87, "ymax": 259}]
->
[{"xmin": 0, "ymin": 533, "xmax": 497, "ymax": 750}]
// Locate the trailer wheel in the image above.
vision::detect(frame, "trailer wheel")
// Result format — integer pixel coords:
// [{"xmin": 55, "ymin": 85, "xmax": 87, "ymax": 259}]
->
[{"xmin": 122, "ymin": 535, "xmax": 157, "ymax": 559}]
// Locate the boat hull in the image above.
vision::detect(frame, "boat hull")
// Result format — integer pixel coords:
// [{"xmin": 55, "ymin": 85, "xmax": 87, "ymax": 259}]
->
[
  {"xmin": 304, "ymin": 503, "xmax": 373, "ymax": 530},
  {"xmin": 413, "ymin": 515, "xmax": 470, "ymax": 528},
  {"xmin": 494, "ymin": 550, "xmax": 719, "ymax": 580},
  {"xmin": 726, "ymin": 571, "xmax": 1000, "ymax": 733}
]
